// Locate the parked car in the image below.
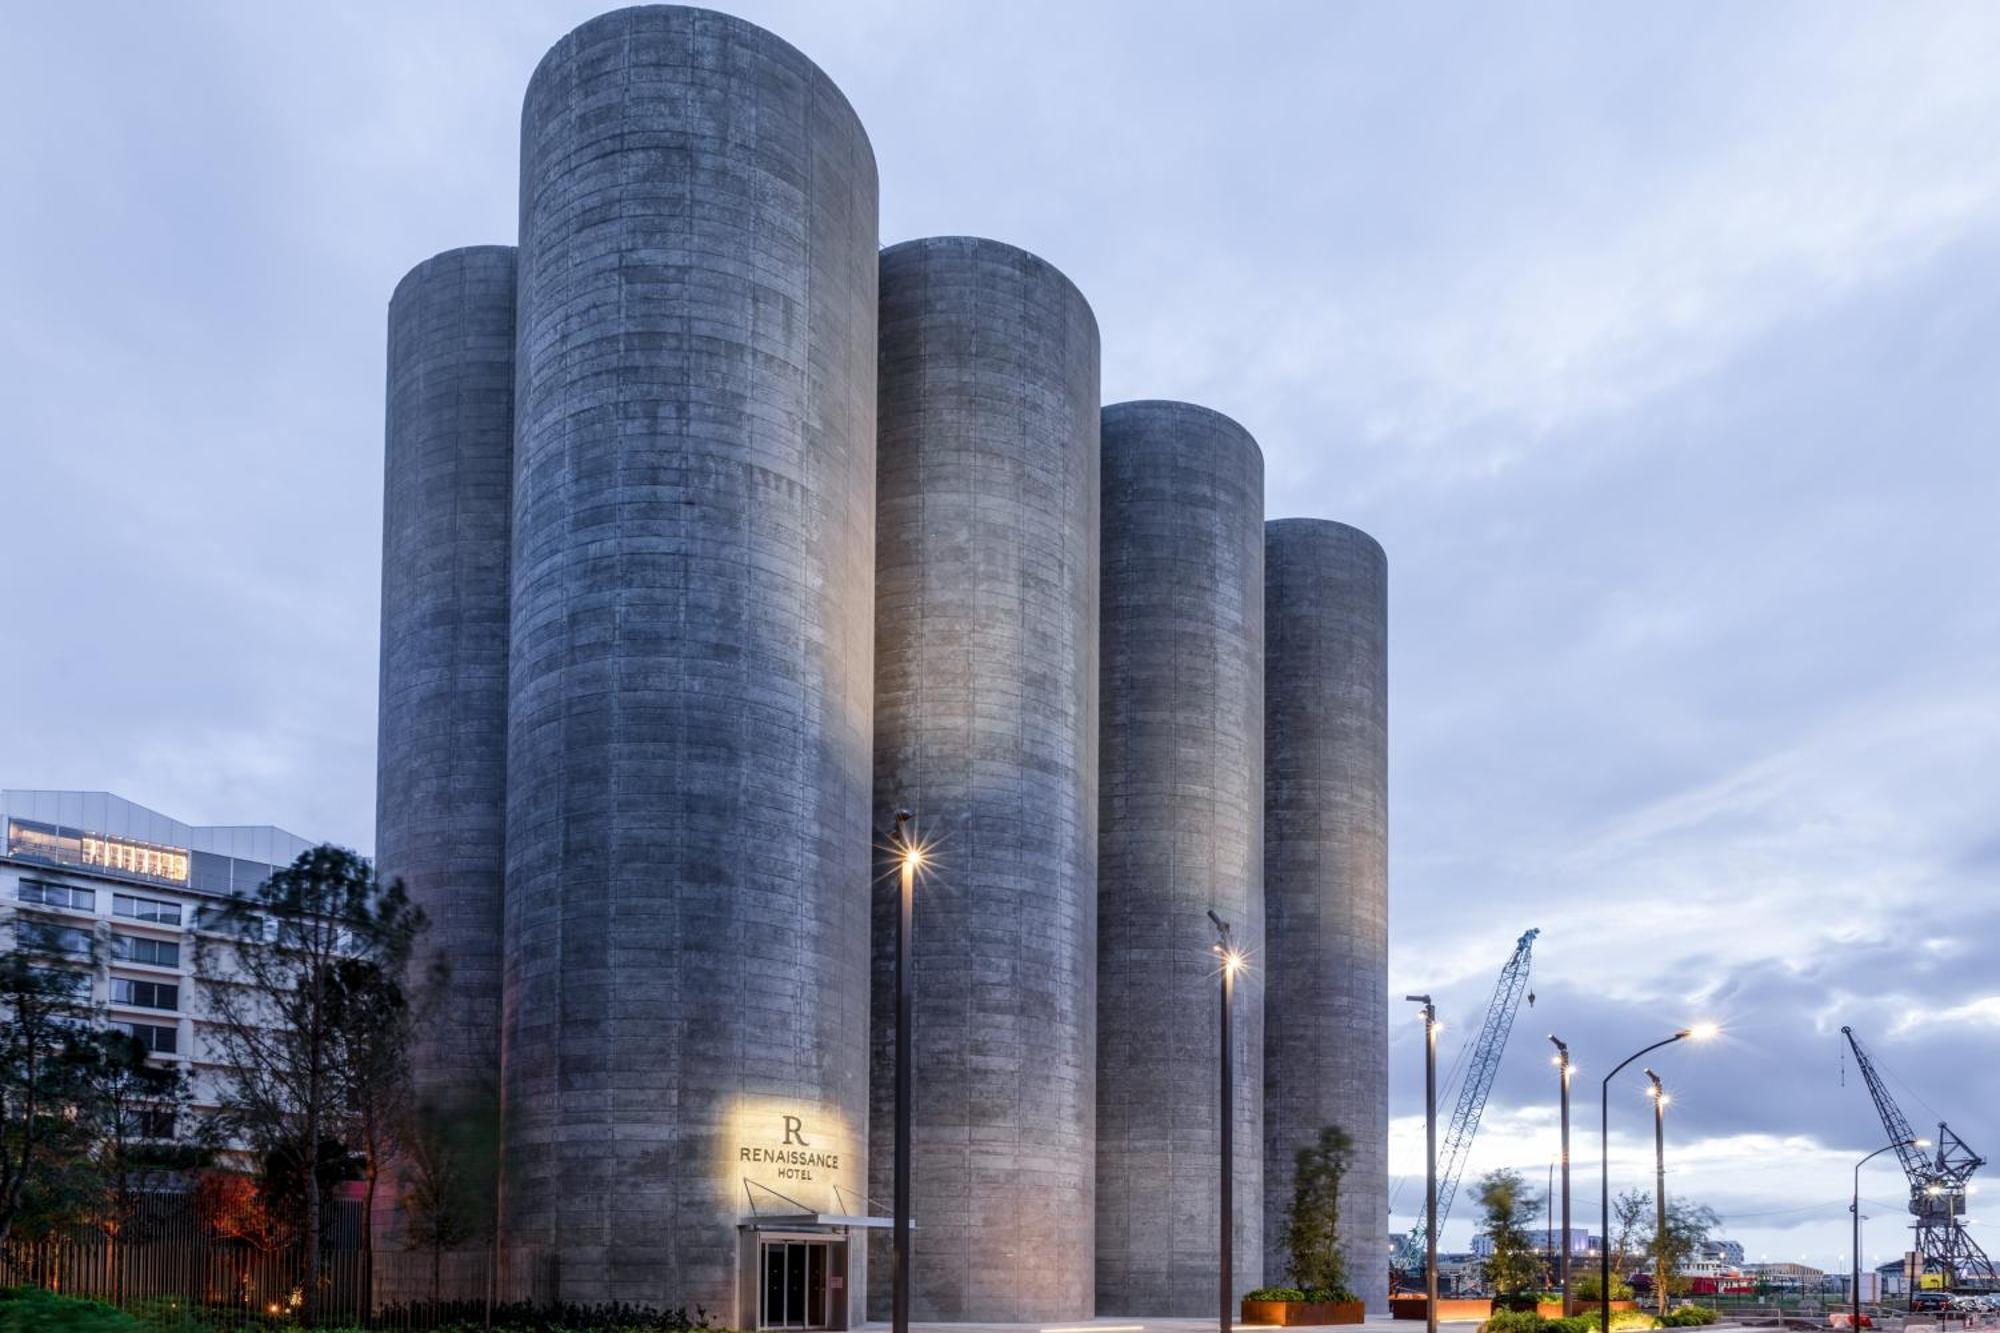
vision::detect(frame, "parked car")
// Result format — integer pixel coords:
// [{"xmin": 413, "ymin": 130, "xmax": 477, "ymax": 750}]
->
[{"xmin": 1909, "ymin": 1290, "xmax": 1953, "ymax": 1313}]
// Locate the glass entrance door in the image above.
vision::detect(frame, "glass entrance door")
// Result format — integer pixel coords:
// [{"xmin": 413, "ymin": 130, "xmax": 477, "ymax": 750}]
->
[{"xmin": 760, "ymin": 1239, "xmax": 833, "ymax": 1329}]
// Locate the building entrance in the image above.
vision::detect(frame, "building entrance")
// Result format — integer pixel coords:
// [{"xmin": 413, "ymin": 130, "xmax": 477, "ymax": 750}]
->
[{"xmin": 759, "ymin": 1237, "xmax": 844, "ymax": 1330}]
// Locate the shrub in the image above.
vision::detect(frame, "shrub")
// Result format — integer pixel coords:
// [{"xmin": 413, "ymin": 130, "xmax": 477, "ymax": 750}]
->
[
  {"xmin": 1245, "ymin": 1285, "xmax": 1357, "ymax": 1304},
  {"xmin": 0, "ymin": 1289, "xmax": 141, "ymax": 1333},
  {"xmin": 1659, "ymin": 1308, "xmax": 1717, "ymax": 1328},
  {"xmin": 1572, "ymin": 1273, "xmax": 1636, "ymax": 1302},
  {"xmin": 1485, "ymin": 1311, "xmax": 1549, "ymax": 1333}
]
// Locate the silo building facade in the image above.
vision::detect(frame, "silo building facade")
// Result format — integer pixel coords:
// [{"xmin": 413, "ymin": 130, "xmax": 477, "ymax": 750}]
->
[
  {"xmin": 373, "ymin": 7, "xmax": 1389, "ymax": 1328},
  {"xmin": 502, "ymin": 4, "xmax": 877, "ymax": 1316},
  {"xmin": 870, "ymin": 237, "xmax": 1102, "ymax": 1322},
  {"xmin": 1261, "ymin": 519, "xmax": 1390, "ymax": 1311},
  {"xmin": 1096, "ymin": 402, "xmax": 1265, "ymax": 1314}
]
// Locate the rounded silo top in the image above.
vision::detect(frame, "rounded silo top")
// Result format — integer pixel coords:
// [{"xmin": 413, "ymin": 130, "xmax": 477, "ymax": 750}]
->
[
  {"xmin": 1266, "ymin": 514, "xmax": 1387, "ymax": 567},
  {"xmin": 1103, "ymin": 399, "xmax": 1264, "ymax": 470},
  {"xmin": 879, "ymin": 235, "xmax": 1100, "ymax": 342},
  {"xmin": 523, "ymin": 5, "xmax": 877, "ymax": 196}
]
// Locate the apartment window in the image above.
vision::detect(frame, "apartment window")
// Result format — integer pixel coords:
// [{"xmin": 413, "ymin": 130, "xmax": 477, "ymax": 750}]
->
[
  {"xmin": 112, "ymin": 894, "xmax": 182, "ymax": 926},
  {"xmin": 18, "ymin": 879, "xmax": 95, "ymax": 911},
  {"xmin": 112, "ymin": 933, "xmax": 180, "ymax": 967},
  {"xmin": 16, "ymin": 920, "xmax": 92, "ymax": 957},
  {"xmin": 31, "ymin": 968, "xmax": 90, "ymax": 999},
  {"xmin": 110, "ymin": 978, "xmax": 178, "ymax": 1011},
  {"xmin": 112, "ymin": 1020, "xmax": 179, "ymax": 1055},
  {"xmin": 134, "ymin": 1109, "xmax": 177, "ymax": 1140}
]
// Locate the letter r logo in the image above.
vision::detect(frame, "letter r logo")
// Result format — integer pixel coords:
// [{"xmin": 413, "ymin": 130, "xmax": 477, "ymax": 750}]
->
[{"xmin": 783, "ymin": 1115, "xmax": 809, "ymax": 1146}]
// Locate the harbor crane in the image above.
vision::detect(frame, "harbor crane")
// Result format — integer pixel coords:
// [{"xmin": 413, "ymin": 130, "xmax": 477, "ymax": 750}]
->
[
  {"xmin": 1395, "ymin": 928, "xmax": 1540, "ymax": 1279},
  {"xmin": 1842, "ymin": 1024, "xmax": 2000, "ymax": 1291}
]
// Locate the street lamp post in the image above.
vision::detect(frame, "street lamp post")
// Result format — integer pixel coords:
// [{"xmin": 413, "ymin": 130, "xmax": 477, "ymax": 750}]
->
[
  {"xmin": 1409, "ymin": 995, "xmax": 1440, "ymax": 1333},
  {"xmin": 891, "ymin": 810, "xmax": 919, "ymax": 1333},
  {"xmin": 1601, "ymin": 1027, "xmax": 1715, "ymax": 1333},
  {"xmin": 1852, "ymin": 1143, "xmax": 1911, "ymax": 1327},
  {"xmin": 1646, "ymin": 1071, "xmax": 1667, "ymax": 1317},
  {"xmin": 1210, "ymin": 911, "xmax": 1240, "ymax": 1333},
  {"xmin": 1551, "ymin": 1036, "xmax": 1573, "ymax": 1313}
]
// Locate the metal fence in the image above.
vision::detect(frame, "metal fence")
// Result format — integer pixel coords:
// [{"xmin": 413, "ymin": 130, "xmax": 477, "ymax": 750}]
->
[{"xmin": 0, "ymin": 1189, "xmax": 513, "ymax": 1329}]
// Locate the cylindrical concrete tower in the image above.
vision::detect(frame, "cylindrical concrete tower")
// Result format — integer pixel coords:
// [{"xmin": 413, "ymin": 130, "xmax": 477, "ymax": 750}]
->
[
  {"xmin": 870, "ymin": 236, "xmax": 1100, "ymax": 1322},
  {"xmin": 505, "ymin": 6, "xmax": 878, "ymax": 1316},
  {"xmin": 375, "ymin": 244, "xmax": 516, "ymax": 1265},
  {"xmin": 1095, "ymin": 401, "xmax": 1264, "ymax": 1315},
  {"xmin": 1261, "ymin": 518, "xmax": 1388, "ymax": 1310}
]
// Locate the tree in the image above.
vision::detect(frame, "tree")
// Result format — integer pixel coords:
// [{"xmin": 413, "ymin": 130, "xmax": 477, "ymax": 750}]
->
[
  {"xmin": 327, "ymin": 955, "xmax": 416, "ymax": 1303},
  {"xmin": 196, "ymin": 845, "xmax": 423, "ymax": 1324},
  {"xmin": 1475, "ymin": 1168, "xmax": 1544, "ymax": 1297},
  {"xmin": 1611, "ymin": 1188, "xmax": 1652, "ymax": 1282},
  {"xmin": 1282, "ymin": 1125, "xmax": 1354, "ymax": 1298},
  {"xmin": 0, "ymin": 937, "xmax": 99, "ymax": 1250},
  {"xmin": 400, "ymin": 1091, "xmax": 499, "ymax": 1305},
  {"xmin": 196, "ymin": 1169, "xmax": 288, "ymax": 1309},
  {"xmin": 76, "ymin": 1029, "xmax": 195, "ymax": 1300},
  {"xmin": 1648, "ymin": 1198, "xmax": 1719, "ymax": 1306}
]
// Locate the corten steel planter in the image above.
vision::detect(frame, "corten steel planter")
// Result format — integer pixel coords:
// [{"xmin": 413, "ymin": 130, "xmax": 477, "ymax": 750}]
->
[
  {"xmin": 1243, "ymin": 1299, "xmax": 1367, "ymax": 1326},
  {"xmin": 1390, "ymin": 1295, "xmax": 1495, "ymax": 1322}
]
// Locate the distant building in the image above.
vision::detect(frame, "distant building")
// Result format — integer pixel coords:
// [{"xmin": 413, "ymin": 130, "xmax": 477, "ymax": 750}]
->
[
  {"xmin": 1472, "ymin": 1228, "xmax": 1599, "ymax": 1258},
  {"xmin": 0, "ymin": 789, "xmax": 315, "ymax": 1146},
  {"xmin": 1745, "ymin": 1262, "xmax": 1825, "ymax": 1293}
]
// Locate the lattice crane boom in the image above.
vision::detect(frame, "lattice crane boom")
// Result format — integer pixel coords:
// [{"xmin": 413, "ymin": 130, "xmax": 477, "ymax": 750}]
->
[
  {"xmin": 1843, "ymin": 1024, "xmax": 2000, "ymax": 1291},
  {"xmin": 1398, "ymin": 928, "xmax": 1539, "ymax": 1272}
]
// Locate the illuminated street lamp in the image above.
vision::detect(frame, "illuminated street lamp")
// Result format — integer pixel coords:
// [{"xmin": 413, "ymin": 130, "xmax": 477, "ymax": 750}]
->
[
  {"xmin": 1409, "ymin": 994, "xmax": 1441, "ymax": 1333},
  {"xmin": 890, "ymin": 810, "xmax": 922, "ymax": 1333},
  {"xmin": 1601, "ymin": 1026, "xmax": 1717, "ymax": 1333},
  {"xmin": 1551, "ymin": 1036, "xmax": 1574, "ymax": 1312},
  {"xmin": 1645, "ymin": 1071, "xmax": 1668, "ymax": 1317},
  {"xmin": 1210, "ymin": 910, "xmax": 1243, "ymax": 1333},
  {"xmin": 1855, "ymin": 1138, "xmax": 1923, "ymax": 1326}
]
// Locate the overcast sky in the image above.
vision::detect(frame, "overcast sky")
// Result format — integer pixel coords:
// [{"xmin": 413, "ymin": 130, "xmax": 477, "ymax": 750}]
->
[{"xmin": 5, "ymin": 0, "xmax": 1999, "ymax": 1275}]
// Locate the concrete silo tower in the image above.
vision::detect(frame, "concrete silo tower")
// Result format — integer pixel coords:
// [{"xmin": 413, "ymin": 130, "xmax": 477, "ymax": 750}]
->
[
  {"xmin": 376, "ymin": 243, "xmax": 516, "ymax": 1179},
  {"xmin": 1095, "ymin": 401, "xmax": 1265, "ymax": 1315},
  {"xmin": 1261, "ymin": 518, "xmax": 1389, "ymax": 1310},
  {"xmin": 503, "ymin": 5, "xmax": 879, "ymax": 1317},
  {"xmin": 870, "ymin": 236, "xmax": 1101, "ymax": 1322}
]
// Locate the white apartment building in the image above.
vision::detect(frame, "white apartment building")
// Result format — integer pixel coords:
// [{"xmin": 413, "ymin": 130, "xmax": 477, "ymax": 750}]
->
[{"xmin": 1, "ymin": 789, "xmax": 316, "ymax": 1144}]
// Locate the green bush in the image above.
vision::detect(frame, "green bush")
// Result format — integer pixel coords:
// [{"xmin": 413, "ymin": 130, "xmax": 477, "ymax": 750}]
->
[
  {"xmin": 1571, "ymin": 1273, "xmax": 1636, "ymax": 1302},
  {"xmin": 0, "ymin": 1289, "xmax": 142, "ymax": 1333},
  {"xmin": 1659, "ymin": 1308, "xmax": 1717, "ymax": 1328},
  {"xmin": 1485, "ymin": 1311, "xmax": 1549, "ymax": 1333},
  {"xmin": 1245, "ymin": 1285, "xmax": 1357, "ymax": 1303}
]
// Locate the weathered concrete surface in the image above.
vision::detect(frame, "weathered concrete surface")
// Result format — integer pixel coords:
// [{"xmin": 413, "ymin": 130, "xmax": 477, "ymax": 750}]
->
[
  {"xmin": 374, "ymin": 244, "xmax": 516, "ymax": 1265},
  {"xmin": 504, "ymin": 5, "xmax": 878, "ymax": 1316},
  {"xmin": 870, "ymin": 236, "xmax": 1101, "ymax": 1323},
  {"xmin": 1095, "ymin": 401, "xmax": 1265, "ymax": 1315},
  {"xmin": 1261, "ymin": 519, "xmax": 1388, "ymax": 1310}
]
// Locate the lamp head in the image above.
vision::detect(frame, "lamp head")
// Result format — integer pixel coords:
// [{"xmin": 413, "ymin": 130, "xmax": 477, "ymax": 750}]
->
[{"xmin": 1686, "ymin": 1021, "xmax": 1721, "ymax": 1042}]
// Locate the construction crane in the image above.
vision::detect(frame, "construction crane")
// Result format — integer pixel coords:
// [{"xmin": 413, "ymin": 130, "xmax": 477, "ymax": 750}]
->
[
  {"xmin": 1842, "ymin": 1025, "xmax": 2000, "ymax": 1292},
  {"xmin": 1395, "ymin": 928, "xmax": 1540, "ymax": 1279}
]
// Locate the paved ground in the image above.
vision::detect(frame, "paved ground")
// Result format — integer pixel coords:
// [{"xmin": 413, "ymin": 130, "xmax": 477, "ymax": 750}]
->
[{"xmin": 889, "ymin": 1318, "xmax": 1415, "ymax": 1333}]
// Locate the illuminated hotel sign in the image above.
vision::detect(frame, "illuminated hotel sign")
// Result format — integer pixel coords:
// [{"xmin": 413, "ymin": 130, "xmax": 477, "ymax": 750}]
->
[
  {"xmin": 740, "ymin": 1114, "xmax": 842, "ymax": 1182},
  {"xmin": 81, "ymin": 835, "xmax": 190, "ymax": 884}
]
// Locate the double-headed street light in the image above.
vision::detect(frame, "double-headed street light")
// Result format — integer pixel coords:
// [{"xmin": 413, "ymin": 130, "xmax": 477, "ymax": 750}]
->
[
  {"xmin": 1855, "ymin": 1138, "xmax": 1923, "ymax": 1327},
  {"xmin": 1210, "ymin": 910, "xmax": 1244, "ymax": 1333},
  {"xmin": 1551, "ymin": 1036, "xmax": 1574, "ymax": 1312},
  {"xmin": 1601, "ymin": 1024, "xmax": 1717, "ymax": 1333}
]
